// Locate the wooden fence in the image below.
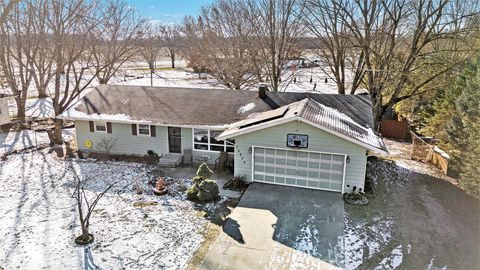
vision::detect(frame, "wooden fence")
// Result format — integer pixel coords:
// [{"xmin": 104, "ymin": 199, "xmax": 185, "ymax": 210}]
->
[
  {"xmin": 410, "ymin": 132, "xmax": 449, "ymax": 174},
  {"xmin": 380, "ymin": 119, "xmax": 410, "ymax": 140}
]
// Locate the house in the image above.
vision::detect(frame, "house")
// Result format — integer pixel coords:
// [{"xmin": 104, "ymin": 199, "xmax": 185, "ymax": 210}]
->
[{"xmin": 61, "ymin": 85, "xmax": 387, "ymax": 193}]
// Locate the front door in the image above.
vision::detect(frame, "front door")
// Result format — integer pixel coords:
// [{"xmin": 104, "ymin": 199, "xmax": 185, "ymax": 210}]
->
[{"xmin": 168, "ymin": 127, "xmax": 182, "ymax": 153}]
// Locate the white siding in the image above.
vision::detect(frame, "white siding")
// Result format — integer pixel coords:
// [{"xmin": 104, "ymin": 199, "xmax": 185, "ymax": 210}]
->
[
  {"xmin": 76, "ymin": 121, "xmax": 168, "ymax": 155},
  {"xmin": 233, "ymin": 120, "xmax": 367, "ymax": 193}
]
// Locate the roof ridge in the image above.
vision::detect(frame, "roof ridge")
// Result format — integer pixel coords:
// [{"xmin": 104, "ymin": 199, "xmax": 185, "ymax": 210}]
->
[{"xmin": 296, "ymin": 98, "xmax": 311, "ymax": 117}]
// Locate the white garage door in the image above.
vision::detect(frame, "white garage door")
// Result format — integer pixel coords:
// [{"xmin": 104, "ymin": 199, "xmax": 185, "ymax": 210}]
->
[{"xmin": 252, "ymin": 146, "xmax": 346, "ymax": 192}]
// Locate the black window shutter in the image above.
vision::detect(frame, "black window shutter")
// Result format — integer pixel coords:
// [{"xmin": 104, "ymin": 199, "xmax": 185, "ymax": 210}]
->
[
  {"xmin": 132, "ymin": 124, "xmax": 137, "ymax": 135},
  {"xmin": 107, "ymin": 122, "xmax": 112, "ymax": 134},
  {"xmin": 89, "ymin": 121, "xmax": 94, "ymax": 132},
  {"xmin": 150, "ymin": 125, "xmax": 156, "ymax": 137}
]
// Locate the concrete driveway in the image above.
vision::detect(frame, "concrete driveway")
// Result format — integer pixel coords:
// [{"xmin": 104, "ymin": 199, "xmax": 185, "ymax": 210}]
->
[{"xmin": 200, "ymin": 183, "xmax": 344, "ymax": 270}]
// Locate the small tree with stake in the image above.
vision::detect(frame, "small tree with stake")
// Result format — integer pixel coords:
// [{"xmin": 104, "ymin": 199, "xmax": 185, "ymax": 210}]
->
[{"xmin": 70, "ymin": 166, "xmax": 122, "ymax": 245}]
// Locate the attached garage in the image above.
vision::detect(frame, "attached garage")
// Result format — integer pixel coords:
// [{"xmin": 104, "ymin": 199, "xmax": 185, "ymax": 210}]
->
[
  {"xmin": 253, "ymin": 147, "xmax": 346, "ymax": 192},
  {"xmin": 218, "ymin": 97, "xmax": 387, "ymax": 194}
]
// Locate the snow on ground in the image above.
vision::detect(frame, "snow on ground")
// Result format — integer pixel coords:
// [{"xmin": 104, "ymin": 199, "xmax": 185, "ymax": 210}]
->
[
  {"xmin": 111, "ymin": 67, "xmax": 226, "ymax": 90},
  {"xmin": 383, "ymin": 139, "xmax": 455, "ymax": 183},
  {"xmin": 0, "ymin": 128, "xmax": 74, "ymax": 156},
  {"xmin": 279, "ymin": 66, "xmax": 340, "ymax": 94},
  {"xmin": 0, "ymin": 149, "xmax": 209, "ymax": 269},
  {"xmin": 7, "ymin": 97, "xmax": 55, "ymax": 120},
  {"xmin": 4, "ymin": 59, "xmax": 343, "ymax": 122}
]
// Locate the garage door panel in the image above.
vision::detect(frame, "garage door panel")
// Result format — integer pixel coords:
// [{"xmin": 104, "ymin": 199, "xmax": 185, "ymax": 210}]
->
[
  {"xmin": 276, "ymin": 177, "xmax": 286, "ymax": 184},
  {"xmin": 331, "ymin": 164, "xmax": 344, "ymax": 171},
  {"xmin": 265, "ymin": 175, "xmax": 274, "ymax": 182},
  {"xmin": 297, "ymin": 179, "xmax": 307, "ymax": 186},
  {"xmin": 331, "ymin": 183, "xmax": 342, "ymax": 190},
  {"xmin": 297, "ymin": 160, "xmax": 308, "ymax": 167},
  {"xmin": 320, "ymin": 163, "xmax": 331, "ymax": 170},
  {"xmin": 253, "ymin": 147, "xmax": 345, "ymax": 192},
  {"xmin": 309, "ymin": 162, "xmax": 319, "ymax": 169},
  {"xmin": 308, "ymin": 180, "xmax": 319, "ymax": 188},
  {"xmin": 265, "ymin": 166, "xmax": 275, "ymax": 173}
]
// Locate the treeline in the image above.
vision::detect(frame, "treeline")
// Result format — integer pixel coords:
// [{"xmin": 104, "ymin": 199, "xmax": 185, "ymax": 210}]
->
[
  {"xmin": 408, "ymin": 56, "xmax": 480, "ymax": 198},
  {"xmin": 182, "ymin": 0, "xmax": 479, "ymax": 127},
  {"xmin": 0, "ymin": 0, "xmax": 176, "ymax": 144}
]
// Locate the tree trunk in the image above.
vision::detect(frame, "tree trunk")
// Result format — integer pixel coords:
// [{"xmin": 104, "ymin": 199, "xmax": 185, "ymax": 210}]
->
[
  {"xmin": 98, "ymin": 75, "xmax": 107, "ymax": 84},
  {"xmin": 52, "ymin": 118, "xmax": 64, "ymax": 145},
  {"xmin": 371, "ymin": 91, "xmax": 383, "ymax": 132},
  {"xmin": 15, "ymin": 97, "xmax": 26, "ymax": 123},
  {"xmin": 150, "ymin": 68, "xmax": 153, "ymax": 86},
  {"xmin": 37, "ymin": 87, "xmax": 48, "ymax": 98},
  {"xmin": 149, "ymin": 62, "xmax": 154, "ymax": 86},
  {"xmin": 80, "ymin": 222, "xmax": 89, "ymax": 240},
  {"xmin": 171, "ymin": 56, "xmax": 175, "ymax": 68}
]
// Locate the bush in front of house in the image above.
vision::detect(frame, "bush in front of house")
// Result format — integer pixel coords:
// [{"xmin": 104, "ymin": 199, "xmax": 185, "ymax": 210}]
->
[
  {"xmin": 196, "ymin": 162, "xmax": 213, "ymax": 179},
  {"xmin": 145, "ymin": 150, "xmax": 159, "ymax": 164},
  {"xmin": 187, "ymin": 163, "xmax": 219, "ymax": 203},
  {"xmin": 197, "ymin": 180, "xmax": 219, "ymax": 202}
]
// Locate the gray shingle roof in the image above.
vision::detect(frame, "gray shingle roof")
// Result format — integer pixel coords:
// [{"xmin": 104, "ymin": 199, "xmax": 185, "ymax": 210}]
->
[
  {"xmin": 218, "ymin": 98, "xmax": 387, "ymax": 153},
  {"xmin": 62, "ymin": 85, "xmax": 385, "ymax": 152}
]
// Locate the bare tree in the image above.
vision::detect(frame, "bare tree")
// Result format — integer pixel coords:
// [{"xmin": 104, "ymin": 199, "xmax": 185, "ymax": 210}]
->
[
  {"xmin": 182, "ymin": 0, "xmax": 258, "ymax": 89},
  {"xmin": 159, "ymin": 23, "xmax": 181, "ymax": 68},
  {"xmin": 138, "ymin": 21, "xmax": 161, "ymax": 86},
  {"xmin": 244, "ymin": 0, "xmax": 305, "ymax": 91},
  {"xmin": 70, "ymin": 164, "xmax": 122, "ymax": 245},
  {"xmin": 28, "ymin": 0, "xmax": 112, "ymax": 144},
  {"xmin": 303, "ymin": 0, "xmax": 364, "ymax": 94},
  {"xmin": 0, "ymin": 0, "xmax": 20, "ymax": 26},
  {"xmin": 94, "ymin": 0, "xmax": 145, "ymax": 84},
  {"xmin": 304, "ymin": 0, "xmax": 479, "ymax": 127},
  {"xmin": 0, "ymin": 1, "xmax": 38, "ymax": 122}
]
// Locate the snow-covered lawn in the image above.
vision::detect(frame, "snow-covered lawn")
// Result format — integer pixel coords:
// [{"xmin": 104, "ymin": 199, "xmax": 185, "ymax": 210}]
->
[
  {"xmin": 0, "ymin": 149, "xmax": 209, "ymax": 269},
  {"xmin": 383, "ymin": 139, "xmax": 456, "ymax": 183},
  {"xmin": 0, "ymin": 128, "xmax": 74, "ymax": 156}
]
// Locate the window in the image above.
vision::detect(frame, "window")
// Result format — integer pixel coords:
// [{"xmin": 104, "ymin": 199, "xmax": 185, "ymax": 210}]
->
[
  {"xmin": 95, "ymin": 121, "xmax": 107, "ymax": 133},
  {"xmin": 193, "ymin": 128, "xmax": 235, "ymax": 152},
  {"xmin": 138, "ymin": 124, "xmax": 150, "ymax": 136}
]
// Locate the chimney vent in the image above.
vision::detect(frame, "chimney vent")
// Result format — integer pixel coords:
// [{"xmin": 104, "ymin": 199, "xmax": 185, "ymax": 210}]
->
[{"xmin": 258, "ymin": 84, "xmax": 268, "ymax": 99}]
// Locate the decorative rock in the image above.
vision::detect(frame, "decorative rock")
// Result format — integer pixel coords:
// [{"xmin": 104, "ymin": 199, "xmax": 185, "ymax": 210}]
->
[
  {"xmin": 74, "ymin": 233, "xmax": 94, "ymax": 245},
  {"xmin": 343, "ymin": 192, "xmax": 369, "ymax": 205}
]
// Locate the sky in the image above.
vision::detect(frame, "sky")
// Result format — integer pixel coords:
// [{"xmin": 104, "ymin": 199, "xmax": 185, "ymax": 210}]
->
[{"xmin": 126, "ymin": 0, "xmax": 214, "ymax": 23}]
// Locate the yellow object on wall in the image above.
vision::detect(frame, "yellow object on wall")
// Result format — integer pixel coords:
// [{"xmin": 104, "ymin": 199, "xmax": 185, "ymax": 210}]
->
[{"xmin": 84, "ymin": 140, "xmax": 92, "ymax": 148}]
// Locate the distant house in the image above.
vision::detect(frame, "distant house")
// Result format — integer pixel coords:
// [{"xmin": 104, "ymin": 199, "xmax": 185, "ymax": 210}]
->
[{"xmin": 61, "ymin": 85, "xmax": 386, "ymax": 193}]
